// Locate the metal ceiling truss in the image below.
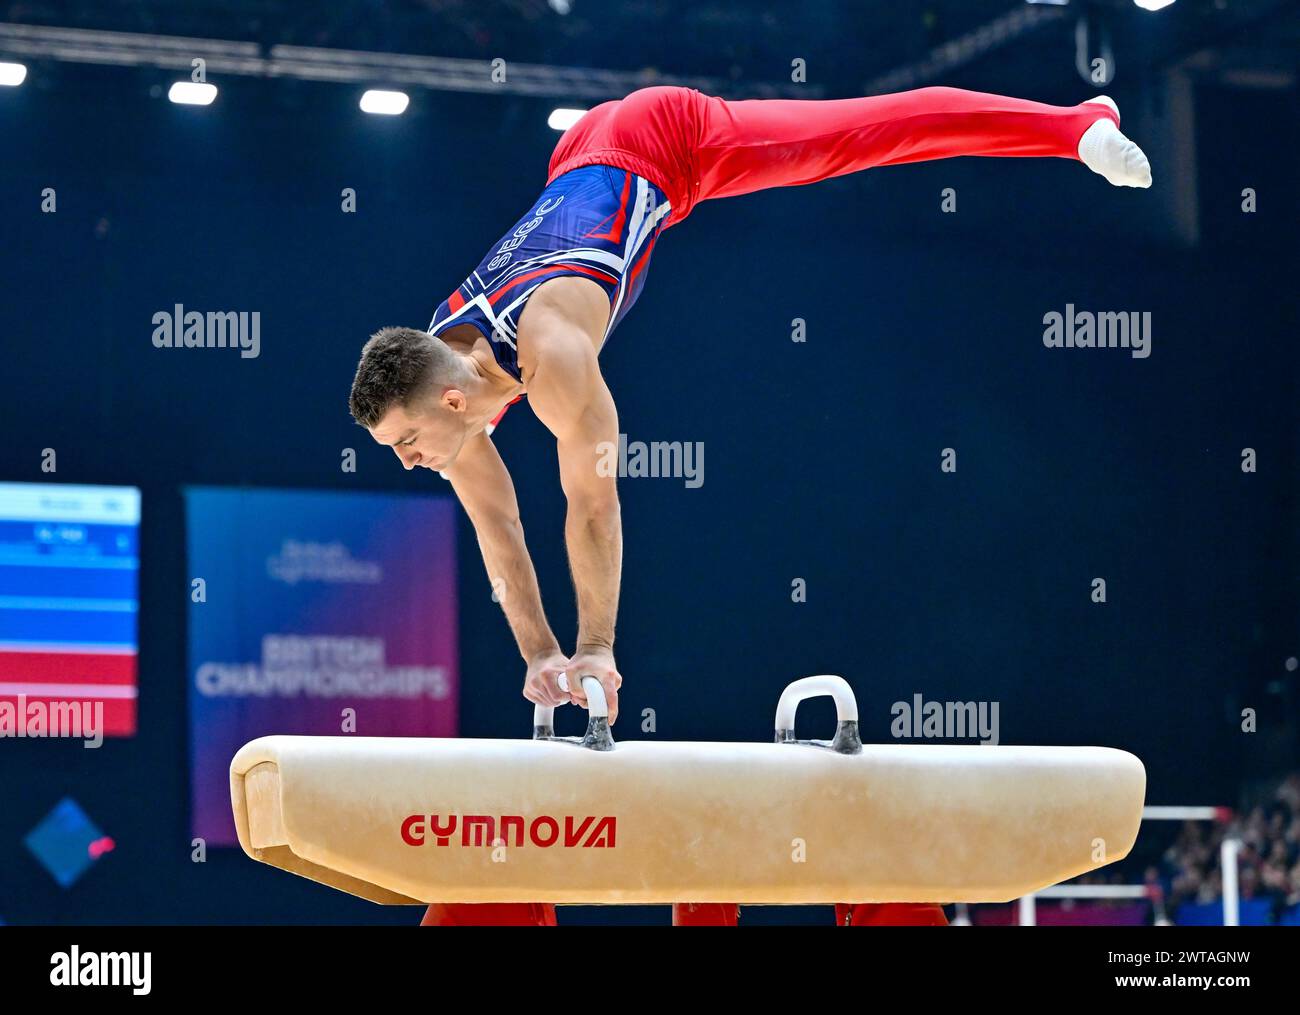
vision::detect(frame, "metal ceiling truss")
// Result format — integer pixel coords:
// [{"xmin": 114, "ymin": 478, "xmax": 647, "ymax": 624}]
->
[{"xmin": 0, "ymin": 21, "xmax": 816, "ymax": 100}]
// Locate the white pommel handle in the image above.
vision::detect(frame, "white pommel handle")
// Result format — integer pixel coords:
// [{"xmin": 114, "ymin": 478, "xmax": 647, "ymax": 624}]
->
[
  {"xmin": 533, "ymin": 674, "xmax": 609, "ymax": 727},
  {"xmin": 775, "ymin": 674, "xmax": 858, "ymax": 730}
]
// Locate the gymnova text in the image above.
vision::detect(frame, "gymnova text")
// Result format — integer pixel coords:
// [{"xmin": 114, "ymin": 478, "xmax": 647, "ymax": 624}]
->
[
  {"xmin": 151, "ymin": 304, "xmax": 261, "ymax": 359},
  {"xmin": 891, "ymin": 693, "xmax": 1000, "ymax": 745},
  {"xmin": 401, "ymin": 813, "xmax": 616, "ymax": 848},
  {"xmin": 0, "ymin": 696, "xmax": 103, "ymax": 748},
  {"xmin": 595, "ymin": 434, "xmax": 704, "ymax": 488},
  {"xmin": 1042, "ymin": 304, "xmax": 1151, "ymax": 359}
]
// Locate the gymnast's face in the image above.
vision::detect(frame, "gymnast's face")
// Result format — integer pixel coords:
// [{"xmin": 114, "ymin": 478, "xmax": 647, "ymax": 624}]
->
[{"xmin": 370, "ymin": 395, "xmax": 470, "ymax": 473}]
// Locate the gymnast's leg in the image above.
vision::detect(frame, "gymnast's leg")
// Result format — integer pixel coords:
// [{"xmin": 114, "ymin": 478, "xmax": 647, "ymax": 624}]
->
[
  {"xmin": 424, "ymin": 903, "xmax": 737, "ymax": 926},
  {"xmin": 420, "ymin": 903, "xmax": 556, "ymax": 926},
  {"xmin": 836, "ymin": 903, "xmax": 948, "ymax": 927},
  {"xmin": 670, "ymin": 903, "xmax": 948, "ymax": 925},
  {"xmin": 672, "ymin": 903, "xmax": 739, "ymax": 926},
  {"xmin": 687, "ymin": 86, "xmax": 1152, "ymax": 201}
]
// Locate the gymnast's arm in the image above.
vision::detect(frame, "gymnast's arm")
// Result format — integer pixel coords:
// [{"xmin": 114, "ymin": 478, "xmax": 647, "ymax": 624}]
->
[
  {"xmin": 442, "ymin": 430, "xmax": 572, "ymax": 709},
  {"xmin": 525, "ymin": 327, "xmax": 623, "ymax": 723}
]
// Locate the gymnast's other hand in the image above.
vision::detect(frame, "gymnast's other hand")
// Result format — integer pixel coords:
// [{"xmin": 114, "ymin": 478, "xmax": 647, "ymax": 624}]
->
[
  {"xmin": 524, "ymin": 649, "xmax": 572, "ymax": 710},
  {"xmin": 564, "ymin": 645, "xmax": 621, "ymax": 725}
]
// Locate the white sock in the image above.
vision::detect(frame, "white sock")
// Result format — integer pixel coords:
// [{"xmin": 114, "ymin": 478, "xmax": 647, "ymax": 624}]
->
[{"xmin": 1077, "ymin": 96, "xmax": 1152, "ymax": 189}]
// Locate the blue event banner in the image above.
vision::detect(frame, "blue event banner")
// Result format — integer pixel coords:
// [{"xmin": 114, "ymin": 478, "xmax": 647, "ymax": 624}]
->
[{"xmin": 185, "ymin": 487, "xmax": 458, "ymax": 845}]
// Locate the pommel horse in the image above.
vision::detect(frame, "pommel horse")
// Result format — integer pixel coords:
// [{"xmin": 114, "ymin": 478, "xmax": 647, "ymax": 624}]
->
[{"xmin": 230, "ymin": 675, "xmax": 1146, "ymax": 906}]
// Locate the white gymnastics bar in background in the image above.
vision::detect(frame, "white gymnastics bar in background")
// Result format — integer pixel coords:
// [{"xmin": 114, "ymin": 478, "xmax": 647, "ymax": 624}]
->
[{"xmin": 1015, "ymin": 804, "xmax": 1239, "ymax": 927}]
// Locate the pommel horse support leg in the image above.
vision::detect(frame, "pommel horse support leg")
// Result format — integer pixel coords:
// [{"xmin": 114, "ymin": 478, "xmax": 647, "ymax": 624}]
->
[{"xmin": 230, "ymin": 676, "xmax": 1146, "ymax": 906}]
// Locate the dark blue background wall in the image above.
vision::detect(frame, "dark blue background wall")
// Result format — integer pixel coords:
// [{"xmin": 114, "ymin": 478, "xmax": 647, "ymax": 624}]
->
[{"xmin": 1, "ymin": 69, "xmax": 1295, "ymax": 924}]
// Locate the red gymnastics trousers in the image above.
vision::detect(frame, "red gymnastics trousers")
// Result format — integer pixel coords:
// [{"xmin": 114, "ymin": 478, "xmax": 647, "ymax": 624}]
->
[
  {"xmin": 421, "ymin": 903, "xmax": 948, "ymax": 927},
  {"xmin": 546, "ymin": 84, "xmax": 1116, "ymax": 227},
  {"xmin": 424, "ymin": 85, "xmax": 1114, "ymax": 928}
]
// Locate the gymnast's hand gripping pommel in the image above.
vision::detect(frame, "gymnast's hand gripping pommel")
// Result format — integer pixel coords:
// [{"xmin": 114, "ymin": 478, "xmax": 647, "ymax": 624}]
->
[{"xmin": 533, "ymin": 674, "xmax": 614, "ymax": 752}]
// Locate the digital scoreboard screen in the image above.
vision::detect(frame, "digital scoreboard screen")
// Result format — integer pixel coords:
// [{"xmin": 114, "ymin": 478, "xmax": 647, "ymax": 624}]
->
[{"xmin": 0, "ymin": 482, "xmax": 141, "ymax": 737}]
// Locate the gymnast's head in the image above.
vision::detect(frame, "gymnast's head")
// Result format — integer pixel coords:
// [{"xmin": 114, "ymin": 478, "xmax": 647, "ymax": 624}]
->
[{"xmin": 349, "ymin": 326, "xmax": 479, "ymax": 472}]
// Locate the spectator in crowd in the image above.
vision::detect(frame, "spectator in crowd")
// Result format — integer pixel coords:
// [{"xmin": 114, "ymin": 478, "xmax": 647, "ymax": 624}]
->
[{"xmin": 1156, "ymin": 772, "xmax": 1300, "ymax": 923}]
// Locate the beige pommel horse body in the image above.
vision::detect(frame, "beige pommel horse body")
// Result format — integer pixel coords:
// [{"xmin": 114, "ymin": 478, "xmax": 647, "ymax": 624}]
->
[{"xmin": 230, "ymin": 675, "xmax": 1147, "ymax": 906}]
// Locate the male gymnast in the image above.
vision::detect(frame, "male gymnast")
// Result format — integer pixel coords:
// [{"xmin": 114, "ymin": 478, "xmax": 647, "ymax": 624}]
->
[{"xmin": 347, "ymin": 85, "xmax": 1151, "ymax": 927}]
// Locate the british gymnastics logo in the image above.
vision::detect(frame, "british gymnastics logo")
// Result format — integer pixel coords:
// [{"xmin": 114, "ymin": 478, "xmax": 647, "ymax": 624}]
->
[{"xmin": 266, "ymin": 539, "xmax": 382, "ymax": 585}]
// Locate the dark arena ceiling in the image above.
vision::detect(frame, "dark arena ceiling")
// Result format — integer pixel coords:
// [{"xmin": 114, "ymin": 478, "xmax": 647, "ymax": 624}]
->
[{"xmin": 2, "ymin": 0, "xmax": 1297, "ymax": 100}]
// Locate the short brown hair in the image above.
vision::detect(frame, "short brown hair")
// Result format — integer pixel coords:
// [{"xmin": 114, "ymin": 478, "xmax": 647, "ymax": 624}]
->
[{"xmin": 348, "ymin": 326, "xmax": 459, "ymax": 428}]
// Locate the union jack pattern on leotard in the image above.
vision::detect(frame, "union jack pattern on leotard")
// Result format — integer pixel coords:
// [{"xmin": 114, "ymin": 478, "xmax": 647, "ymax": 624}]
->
[{"xmin": 428, "ymin": 165, "xmax": 670, "ymax": 383}]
